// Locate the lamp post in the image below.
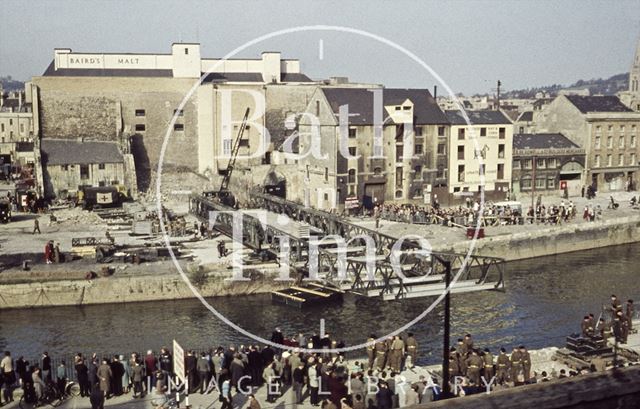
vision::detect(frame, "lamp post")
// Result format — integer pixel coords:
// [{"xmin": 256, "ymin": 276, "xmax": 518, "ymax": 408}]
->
[
  {"xmin": 531, "ymin": 155, "xmax": 537, "ymax": 222},
  {"xmin": 442, "ymin": 260, "xmax": 452, "ymax": 398}
]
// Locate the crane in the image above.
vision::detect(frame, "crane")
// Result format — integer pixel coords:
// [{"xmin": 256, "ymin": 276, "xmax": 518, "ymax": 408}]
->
[{"xmin": 217, "ymin": 107, "xmax": 250, "ymax": 206}]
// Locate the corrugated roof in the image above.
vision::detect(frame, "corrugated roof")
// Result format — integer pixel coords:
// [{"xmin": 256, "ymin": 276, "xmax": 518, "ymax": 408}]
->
[
  {"xmin": 513, "ymin": 133, "xmax": 580, "ymax": 150},
  {"xmin": 565, "ymin": 95, "xmax": 632, "ymax": 114},
  {"xmin": 445, "ymin": 110, "xmax": 512, "ymax": 125},
  {"xmin": 41, "ymin": 139, "xmax": 124, "ymax": 165},
  {"xmin": 322, "ymin": 88, "xmax": 447, "ymax": 125}
]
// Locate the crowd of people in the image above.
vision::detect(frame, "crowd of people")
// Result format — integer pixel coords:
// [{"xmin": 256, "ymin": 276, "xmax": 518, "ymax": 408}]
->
[
  {"xmin": 580, "ymin": 296, "xmax": 634, "ymax": 344},
  {"xmin": 1, "ymin": 317, "xmax": 637, "ymax": 409}
]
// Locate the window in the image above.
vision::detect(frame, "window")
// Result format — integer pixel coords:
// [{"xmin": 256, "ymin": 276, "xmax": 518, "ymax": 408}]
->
[
  {"xmin": 413, "ymin": 189, "xmax": 422, "ymax": 198},
  {"xmin": 396, "ymin": 147, "xmax": 403, "ymax": 162},
  {"xmin": 80, "ymin": 165, "xmax": 89, "ymax": 180},
  {"xmin": 521, "ymin": 177, "xmax": 532, "ymax": 189},
  {"xmin": 457, "ymin": 165, "xmax": 465, "ymax": 182},
  {"xmin": 513, "ymin": 160, "xmax": 520, "ymax": 169},
  {"xmin": 395, "ymin": 190, "xmax": 403, "ymax": 198},
  {"xmin": 174, "ymin": 124, "xmax": 184, "ymax": 131},
  {"xmin": 607, "ymin": 136, "xmax": 613, "ymax": 148},
  {"xmin": 631, "ymin": 153, "xmax": 637, "ymax": 165},
  {"xmin": 61, "ymin": 165, "xmax": 69, "ymax": 171},
  {"xmin": 632, "ymin": 135, "xmax": 636, "ymax": 148},
  {"xmin": 499, "ymin": 127, "xmax": 506, "ymax": 139},
  {"xmin": 414, "ymin": 144, "xmax": 423, "ymax": 155},
  {"xmin": 437, "ymin": 143, "xmax": 446, "ymax": 155},
  {"xmin": 632, "ymin": 125, "xmax": 637, "ymax": 134},
  {"xmin": 98, "ymin": 163, "xmax": 105, "ymax": 170},
  {"xmin": 306, "ymin": 165, "xmax": 310, "ymax": 179},
  {"xmin": 396, "ymin": 168, "xmax": 403, "ymax": 188},
  {"xmin": 547, "ymin": 178, "xmax": 556, "ymax": 189},
  {"xmin": 9, "ymin": 119, "xmax": 13, "ymax": 126},
  {"xmin": 608, "ymin": 125, "xmax": 613, "ymax": 132},
  {"xmin": 458, "ymin": 128, "xmax": 465, "ymax": 140},
  {"xmin": 135, "ymin": 124, "xmax": 146, "ymax": 132},
  {"xmin": 184, "ymin": 48, "xmax": 189, "ymax": 55},
  {"xmin": 174, "ymin": 109, "xmax": 184, "ymax": 116},
  {"xmin": 348, "ymin": 127, "xmax": 357, "ymax": 138},
  {"xmin": 457, "ymin": 145, "xmax": 465, "ymax": 160},
  {"xmin": 395, "ymin": 106, "xmax": 401, "ymax": 111},
  {"xmin": 619, "ymin": 136, "xmax": 625, "ymax": 148},
  {"xmin": 239, "ymin": 139, "xmax": 249, "ymax": 147},
  {"xmin": 595, "ymin": 136, "xmax": 601, "ymax": 149},
  {"xmin": 536, "ymin": 158, "xmax": 545, "ymax": 168},
  {"xmin": 596, "ymin": 125, "xmax": 601, "ymax": 133},
  {"xmin": 20, "ymin": 124, "xmax": 24, "ymax": 133},
  {"xmin": 438, "ymin": 126, "xmax": 445, "ymax": 137},
  {"xmin": 619, "ymin": 154, "xmax": 624, "ymax": 166},
  {"xmin": 535, "ymin": 178, "xmax": 546, "ymax": 189},
  {"xmin": 436, "ymin": 164, "xmax": 445, "ymax": 179},
  {"xmin": 620, "ymin": 125, "xmax": 625, "ymax": 133},
  {"xmin": 373, "ymin": 167, "xmax": 382, "ymax": 176},
  {"xmin": 498, "ymin": 144, "xmax": 505, "ymax": 159},
  {"xmin": 0, "ymin": 124, "xmax": 3, "ymax": 132},
  {"xmin": 595, "ymin": 155, "xmax": 601, "ymax": 167},
  {"xmin": 414, "ymin": 165, "xmax": 423, "ymax": 178},
  {"xmin": 547, "ymin": 158, "xmax": 556, "ymax": 168},
  {"xmin": 414, "ymin": 126, "xmax": 423, "ymax": 137},
  {"xmin": 348, "ymin": 147, "xmax": 356, "ymax": 157},
  {"xmin": 348, "ymin": 169, "xmax": 356, "ymax": 184},
  {"xmin": 519, "ymin": 126, "xmax": 524, "ymax": 134},
  {"xmin": 523, "ymin": 159, "xmax": 532, "ymax": 169},
  {"xmin": 403, "ymin": 106, "xmax": 410, "ymax": 110},
  {"xmin": 480, "ymin": 127, "xmax": 487, "ymax": 137},
  {"xmin": 324, "ymin": 167, "xmax": 329, "ymax": 181},
  {"xmin": 135, "ymin": 109, "xmax": 145, "ymax": 117},
  {"xmin": 607, "ymin": 154, "xmax": 612, "ymax": 167},
  {"xmin": 324, "ymin": 193, "xmax": 329, "ymax": 201},
  {"xmin": 497, "ymin": 163, "xmax": 504, "ymax": 179},
  {"xmin": 315, "ymin": 101, "xmax": 320, "ymax": 117}
]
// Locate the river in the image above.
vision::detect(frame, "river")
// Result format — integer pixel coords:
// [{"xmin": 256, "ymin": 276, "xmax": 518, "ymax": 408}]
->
[{"xmin": 1, "ymin": 243, "xmax": 639, "ymax": 365}]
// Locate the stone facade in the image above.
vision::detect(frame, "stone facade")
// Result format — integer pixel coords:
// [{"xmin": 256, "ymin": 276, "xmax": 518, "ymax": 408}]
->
[{"xmin": 537, "ymin": 95, "xmax": 640, "ymax": 192}]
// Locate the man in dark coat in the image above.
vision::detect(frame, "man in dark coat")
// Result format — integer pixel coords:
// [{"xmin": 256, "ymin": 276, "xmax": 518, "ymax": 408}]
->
[
  {"xmin": 196, "ymin": 352, "xmax": 211, "ymax": 394},
  {"xmin": 248, "ymin": 346, "xmax": 263, "ymax": 387},
  {"xmin": 109, "ymin": 355, "xmax": 124, "ymax": 396},
  {"xmin": 184, "ymin": 350, "xmax": 198, "ymax": 393},
  {"xmin": 90, "ymin": 385, "xmax": 104, "ymax": 409},
  {"xmin": 261, "ymin": 347, "xmax": 275, "ymax": 369},
  {"xmin": 88, "ymin": 359, "xmax": 99, "ymax": 388},
  {"xmin": 75, "ymin": 358, "xmax": 90, "ymax": 397},
  {"xmin": 229, "ymin": 354, "xmax": 245, "ymax": 393}
]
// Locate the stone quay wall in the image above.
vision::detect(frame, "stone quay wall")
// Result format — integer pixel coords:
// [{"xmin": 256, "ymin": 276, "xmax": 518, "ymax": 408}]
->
[
  {"xmin": 435, "ymin": 214, "xmax": 640, "ymax": 261},
  {"xmin": 0, "ymin": 271, "xmax": 288, "ymax": 310},
  {"xmin": 2, "ymin": 215, "xmax": 640, "ymax": 310}
]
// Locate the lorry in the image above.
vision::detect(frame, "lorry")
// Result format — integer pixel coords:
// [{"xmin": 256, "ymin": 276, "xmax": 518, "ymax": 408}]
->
[{"xmin": 80, "ymin": 186, "xmax": 125, "ymax": 211}]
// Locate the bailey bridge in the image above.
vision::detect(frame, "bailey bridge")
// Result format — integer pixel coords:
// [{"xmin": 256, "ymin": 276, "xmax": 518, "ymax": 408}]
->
[{"xmin": 189, "ymin": 192, "xmax": 505, "ymax": 300}]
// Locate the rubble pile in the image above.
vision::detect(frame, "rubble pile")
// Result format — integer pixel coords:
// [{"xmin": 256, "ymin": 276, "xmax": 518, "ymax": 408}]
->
[{"xmin": 51, "ymin": 206, "xmax": 103, "ymax": 225}]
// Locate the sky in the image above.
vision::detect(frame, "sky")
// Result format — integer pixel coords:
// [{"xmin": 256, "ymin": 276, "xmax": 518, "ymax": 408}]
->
[{"xmin": 1, "ymin": 0, "xmax": 639, "ymax": 95}]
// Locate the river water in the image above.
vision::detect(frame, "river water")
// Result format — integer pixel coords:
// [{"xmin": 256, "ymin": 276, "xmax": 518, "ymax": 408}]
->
[{"xmin": 1, "ymin": 243, "xmax": 639, "ymax": 365}]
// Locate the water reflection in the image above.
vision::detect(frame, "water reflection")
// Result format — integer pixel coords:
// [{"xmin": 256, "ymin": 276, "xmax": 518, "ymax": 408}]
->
[{"xmin": 1, "ymin": 243, "xmax": 639, "ymax": 364}]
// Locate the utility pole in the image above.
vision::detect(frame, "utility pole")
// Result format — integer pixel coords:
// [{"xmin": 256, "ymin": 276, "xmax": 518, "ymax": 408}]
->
[
  {"xmin": 442, "ymin": 260, "xmax": 452, "ymax": 398},
  {"xmin": 496, "ymin": 80, "xmax": 501, "ymax": 110},
  {"xmin": 531, "ymin": 155, "xmax": 537, "ymax": 222}
]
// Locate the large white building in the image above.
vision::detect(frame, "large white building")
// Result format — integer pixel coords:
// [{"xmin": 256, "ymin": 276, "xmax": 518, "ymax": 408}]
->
[
  {"xmin": 32, "ymin": 43, "xmax": 317, "ymax": 193},
  {"xmin": 444, "ymin": 110, "xmax": 513, "ymax": 198}
]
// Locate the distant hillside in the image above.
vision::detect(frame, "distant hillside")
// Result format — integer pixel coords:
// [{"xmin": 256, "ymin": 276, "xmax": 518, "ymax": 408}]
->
[
  {"xmin": 503, "ymin": 73, "xmax": 629, "ymax": 99},
  {"xmin": 0, "ymin": 76, "xmax": 25, "ymax": 91}
]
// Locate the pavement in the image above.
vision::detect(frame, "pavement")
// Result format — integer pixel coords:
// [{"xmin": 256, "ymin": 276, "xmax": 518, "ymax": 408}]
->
[{"xmin": 347, "ymin": 191, "xmax": 640, "ymax": 248}]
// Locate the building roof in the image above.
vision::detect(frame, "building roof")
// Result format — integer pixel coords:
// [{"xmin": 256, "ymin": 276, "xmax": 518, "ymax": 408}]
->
[
  {"xmin": 15, "ymin": 142, "xmax": 34, "ymax": 152},
  {"xmin": 41, "ymin": 139, "xmax": 124, "ymax": 166},
  {"xmin": 43, "ymin": 60, "xmax": 313, "ymax": 83},
  {"xmin": 321, "ymin": 88, "xmax": 448, "ymax": 125},
  {"xmin": 444, "ymin": 110, "xmax": 512, "ymax": 125},
  {"xmin": 513, "ymin": 133, "xmax": 580, "ymax": 150},
  {"xmin": 517, "ymin": 111, "xmax": 533, "ymax": 122},
  {"xmin": 565, "ymin": 95, "xmax": 632, "ymax": 114},
  {"xmin": 42, "ymin": 61, "xmax": 173, "ymax": 78}
]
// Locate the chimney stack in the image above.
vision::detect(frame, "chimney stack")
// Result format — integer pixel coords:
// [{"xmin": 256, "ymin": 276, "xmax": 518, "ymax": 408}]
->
[{"xmin": 433, "ymin": 85, "xmax": 437, "ymax": 99}]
